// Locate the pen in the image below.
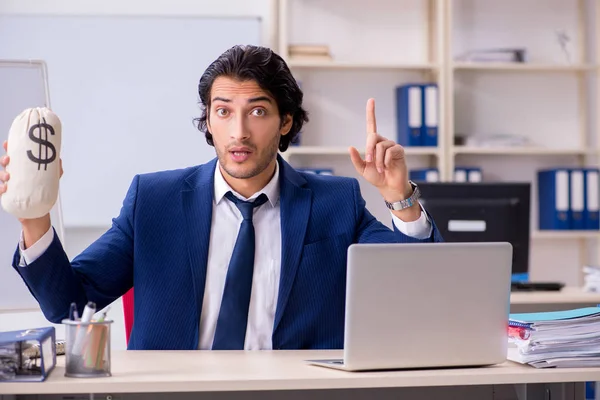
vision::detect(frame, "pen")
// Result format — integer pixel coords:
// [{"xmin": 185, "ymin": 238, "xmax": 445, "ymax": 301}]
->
[
  {"xmin": 71, "ymin": 301, "xmax": 96, "ymax": 356},
  {"xmin": 69, "ymin": 302, "xmax": 77, "ymax": 321},
  {"xmin": 97, "ymin": 306, "xmax": 111, "ymax": 323},
  {"xmin": 80, "ymin": 301, "xmax": 96, "ymax": 323}
]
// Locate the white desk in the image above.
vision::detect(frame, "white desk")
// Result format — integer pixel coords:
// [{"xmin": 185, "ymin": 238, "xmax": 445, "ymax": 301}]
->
[
  {"xmin": 0, "ymin": 350, "xmax": 597, "ymax": 400},
  {"xmin": 510, "ymin": 287, "xmax": 600, "ymax": 313}
]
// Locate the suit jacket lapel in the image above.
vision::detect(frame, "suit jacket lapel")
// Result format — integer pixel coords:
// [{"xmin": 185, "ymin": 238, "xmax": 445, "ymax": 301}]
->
[
  {"xmin": 274, "ymin": 156, "xmax": 312, "ymax": 332},
  {"xmin": 182, "ymin": 159, "xmax": 216, "ymax": 347}
]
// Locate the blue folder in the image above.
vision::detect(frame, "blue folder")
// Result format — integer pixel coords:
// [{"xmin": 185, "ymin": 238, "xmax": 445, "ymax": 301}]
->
[
  {"xmin": 537, "ymin": 169, "xmax": 570, "ymax": 230},
  {"xmin": 421, "ymin": 83, "xmax": 438, "ymax": 147},
  {"xmin": 584, "ymin": 168, "xmax": 600, "ymax": 230},
  {"xmin": 570, "ymin": 169, "xmax": 585, "ymax": 230},
  {"xmin": 409, "ymin": 168, "xmax": 439, "ymax": 182},
  {"xmin": 395, "ymin": 84, "xmax": 422, "ymax": 146}
]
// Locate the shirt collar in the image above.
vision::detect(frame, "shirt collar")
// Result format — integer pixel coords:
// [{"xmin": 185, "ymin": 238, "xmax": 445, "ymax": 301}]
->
[{"xmin": 214, "ymin": 160, "xmax": 280, "ymax": 207}]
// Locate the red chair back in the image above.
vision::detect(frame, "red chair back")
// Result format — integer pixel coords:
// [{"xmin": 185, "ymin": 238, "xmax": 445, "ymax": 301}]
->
[{"xmin": 123, "ymin": 288, "xmax": 135, "ymax": 345}]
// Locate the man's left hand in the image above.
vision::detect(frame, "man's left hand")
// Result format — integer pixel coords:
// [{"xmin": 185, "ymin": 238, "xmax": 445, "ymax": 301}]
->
[{"xmin": 349, "ymin": 98, "xmax": 413, "ymax": 200}]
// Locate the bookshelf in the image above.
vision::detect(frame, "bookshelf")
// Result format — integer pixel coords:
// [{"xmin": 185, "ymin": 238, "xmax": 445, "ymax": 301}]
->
[{"xmin": 276, "ymin": 0, "xmax": 600, "ymax": 286}]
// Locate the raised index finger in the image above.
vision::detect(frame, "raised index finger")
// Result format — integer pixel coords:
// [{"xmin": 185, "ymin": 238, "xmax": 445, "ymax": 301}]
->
[{"xmin": 366, "ymin": 98, "xmax": 377, "ymax": 134}]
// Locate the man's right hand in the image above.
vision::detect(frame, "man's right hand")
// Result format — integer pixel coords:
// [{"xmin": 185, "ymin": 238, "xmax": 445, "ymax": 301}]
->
[{"xmin": 1, "ymin": 140, "xmax": 63, "ymax": 249}]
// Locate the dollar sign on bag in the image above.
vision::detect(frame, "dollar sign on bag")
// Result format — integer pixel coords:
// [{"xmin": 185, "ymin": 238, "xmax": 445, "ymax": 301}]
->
[{"xmin": 27, "ymin": 117, "xmax": 56, "ymax": 171}]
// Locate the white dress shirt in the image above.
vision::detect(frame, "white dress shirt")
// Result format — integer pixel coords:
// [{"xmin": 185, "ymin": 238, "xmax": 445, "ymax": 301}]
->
[{"xmin": 19, "ymin": 164, "xmax": 432, "ymax": 350}]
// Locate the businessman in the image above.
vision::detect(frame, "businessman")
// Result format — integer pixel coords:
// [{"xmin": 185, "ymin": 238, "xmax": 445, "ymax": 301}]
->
[{"xmin": 0, "ymin": 44, "xmax": 442, "ymax": 351}]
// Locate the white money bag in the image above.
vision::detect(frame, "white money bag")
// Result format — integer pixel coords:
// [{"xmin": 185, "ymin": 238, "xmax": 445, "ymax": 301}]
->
[{"xmin": 1, "ymin": 107, "xmax": 62, "ymax": 219}]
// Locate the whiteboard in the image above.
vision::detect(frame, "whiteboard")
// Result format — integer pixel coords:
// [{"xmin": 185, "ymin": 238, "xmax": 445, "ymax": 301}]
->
[
  {"xmin": 0, "ymin": 15, "xmax": 261, "ymax": 227},
  {"xmin": 0, "ymin": 61, "xmax": 65, "ymax": 311}
]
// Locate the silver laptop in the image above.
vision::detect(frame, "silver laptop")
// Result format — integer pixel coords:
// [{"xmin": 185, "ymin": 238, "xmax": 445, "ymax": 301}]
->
[{"xmin": 307, "ymin": 242, "xmax": 512, "ymax": 371}]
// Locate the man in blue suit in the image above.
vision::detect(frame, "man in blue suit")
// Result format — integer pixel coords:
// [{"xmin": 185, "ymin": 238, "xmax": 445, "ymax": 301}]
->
[{"xmin": 0, "ymin": 45, "xmax": 442, "ymax": 350}]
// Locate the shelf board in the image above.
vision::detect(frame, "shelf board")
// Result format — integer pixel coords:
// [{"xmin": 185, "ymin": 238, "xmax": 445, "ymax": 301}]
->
[
  {"xmin": 452, "ymin": 62, "xmax": 596, "ymax": 72},
  {"xmin": 452, "ymin": 146, "xmax": 597, "ymax": 156},
  {"xmin": 285, "ymin": 146, "xmax": 440, "ymax": 157},
  {"xmin": 532, "ymin": 230, "xmax": 600, "ymax": 240},
  {"xmin": 287, "ymin": 59, "xmax": 438, "ymax": 71}
]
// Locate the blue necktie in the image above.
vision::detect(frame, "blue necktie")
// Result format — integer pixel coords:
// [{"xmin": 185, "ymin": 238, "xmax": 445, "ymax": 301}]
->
[{"xmin": 212, "ymin": 191, "xmax": 269, "ymax": 350}]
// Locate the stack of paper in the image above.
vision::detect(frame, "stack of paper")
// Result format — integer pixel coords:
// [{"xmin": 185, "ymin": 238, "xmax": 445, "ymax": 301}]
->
[
  {"xmin": 583, "ymin": 265, "xmax": 600, "ymax": 292},
  {"xmin": 508, "ymin": 307, "xmax": 600, "ymax": 368}
]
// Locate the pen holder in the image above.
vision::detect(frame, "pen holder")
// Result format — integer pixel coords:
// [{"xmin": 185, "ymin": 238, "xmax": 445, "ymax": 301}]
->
[{"xmin": 62, "ymin": 319, "xmax": 113, "ymax": 378}]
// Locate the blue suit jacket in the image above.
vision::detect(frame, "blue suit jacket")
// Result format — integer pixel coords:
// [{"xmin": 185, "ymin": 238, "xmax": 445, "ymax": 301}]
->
[{"xmin": 14, "ymin": 156, "xmax": 443, "ymax": 350}]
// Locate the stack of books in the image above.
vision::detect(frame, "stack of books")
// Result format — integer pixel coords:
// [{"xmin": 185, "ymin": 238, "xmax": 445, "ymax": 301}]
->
[
  {"xmin": 288, "ymin": 44, "xmax": 332, "ymax": 62},
  {"xmin": 508, "ymin": 307, "xmax": 600, "ymax": 368}
]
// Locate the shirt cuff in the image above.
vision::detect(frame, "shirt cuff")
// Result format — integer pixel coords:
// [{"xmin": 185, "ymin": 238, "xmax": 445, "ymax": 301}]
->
[
  {"xmin": 18, "ymin": 227, "xmax": 55, "ymax": 267},
  {"xmin": 391, "ymin": 202, "xmax": 433, "ymax": 240}
]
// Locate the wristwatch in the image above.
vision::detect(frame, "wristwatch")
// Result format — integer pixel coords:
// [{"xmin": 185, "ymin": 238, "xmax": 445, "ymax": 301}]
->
[{"xmin": 384, "ymin": 181, "xmax": 421, "ymax": 211}]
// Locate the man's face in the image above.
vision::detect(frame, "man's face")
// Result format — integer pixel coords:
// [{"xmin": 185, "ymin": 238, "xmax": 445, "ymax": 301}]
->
[{"xmin": 207, "ymin": 76, "xmax": 292, "ymax": 180}]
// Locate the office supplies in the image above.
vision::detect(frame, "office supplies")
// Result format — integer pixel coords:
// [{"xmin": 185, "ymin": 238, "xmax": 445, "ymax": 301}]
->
[
  {"xmin": 0, "ymin": 327, "xmax": 56, "ymax": 382},
  {"xmin": 409, "ymin": 168, "xmax": 439, "ymax": 182},
  {"xmin": 583, "ymin": 265, "xmax": 600, "ymax": 292},
  {"xmin": 508, "ymin": 307, "xmax": 600, "ymax": 368},
  {"xmin": 454, "ymin": 167, "xmax": 483, "ymax": 182},
  {"xmin": 63, "ymin": 318, "xmax": 113, "ymax": 378},
  {"xmin": 71, "ymin": 301, "xmax": 96, "ymax": 356},
  {"xmin": 418, "ymin": 182, "xmax": 530, "ymax": 276},
  {"xmin": 584, "ymin": 168, "xmax": 600, "ymax": 230},
  {"xmin": 421, "ymin": 83, "xmax": 438, "ymax": 147},
  {"xmin": 307, "ymin": 242, "xmax": 512, "ymax": 371},
  {"xmin": 0, "ymin": 60, "xmax": 66, "ymax": 312},
  {"xmin": 0, "ymin": 15, "xmax": 260, "ymax": 227},
  {"xmin": 69, "ymin": 302, "xmax": 77, "ymax": 321},
  {"xmin": 456, "ymin": 48, "xmax": 527, "ymax": 63},
  {"xmin": 454, "ymin": 168, "xmax": 468, "ymax": 182},
  {"xmin": 288, "ymin": 44, "xmax": 333, "ymax": 62},
  {"xmin": 537, "ymin": 169, "xmax": 570, "ymax": 230},
  {"xmin": 467, "ymin": 168, "xmax": 483, "ymax": 182},
  {"xmin": 22, "ymin": 340, "xmax": 66, "ymax": 360},
  {"xmin": 395, "ymin": 84, "xmax": 422, "ymax": 146},
  {"xmin": 511, "ymin": 282, "xmax": 564, "ymax": 292},
  {"xmin": 570, "ymin": 169, "xmax": 585, "ymax": 230}
]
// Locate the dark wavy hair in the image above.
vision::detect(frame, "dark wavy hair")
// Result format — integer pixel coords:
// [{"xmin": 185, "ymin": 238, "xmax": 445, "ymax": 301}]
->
[{"xmin": 194, "ymin": 45, "xmax": 308, "ymax": 152}]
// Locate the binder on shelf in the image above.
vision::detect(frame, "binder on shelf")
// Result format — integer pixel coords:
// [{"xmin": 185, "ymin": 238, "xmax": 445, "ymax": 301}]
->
[
  {"xmin": 454, "ymin": 167, "xmax": 467, "ymax": 182},
  {"xmin": 467, "ymin": 167, "xmax": 482, "ymax": 182},
  {"xmin": 570, "ymin": 169, "xmax": 585, "ymax": 230},
  {"xmin": 409, "ymin": 168, "xmax": 439, "ymax": 182},
  {"xmin": 395, "ymin": 84, "xmax": 422, "ymax": 147},
  {"xmin": 454, "ymin": 167, "xmax": 482, "ymax": 182},
  {"xmin": 421, "ymin": 83, "xmax": 438, "ymax": 147},
  {"xmin": 584, "ymin": 168, "xmax": 600, "ymax": 230},
  {"xmin": 537, "ymin": 169, "xmax": 570, "ymax": 230}
]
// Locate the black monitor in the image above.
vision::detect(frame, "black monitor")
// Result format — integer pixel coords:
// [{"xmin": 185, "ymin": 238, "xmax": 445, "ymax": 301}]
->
[{"xmin": 417, "ymin": 182, "xmax": 531, "ymax": 275}]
